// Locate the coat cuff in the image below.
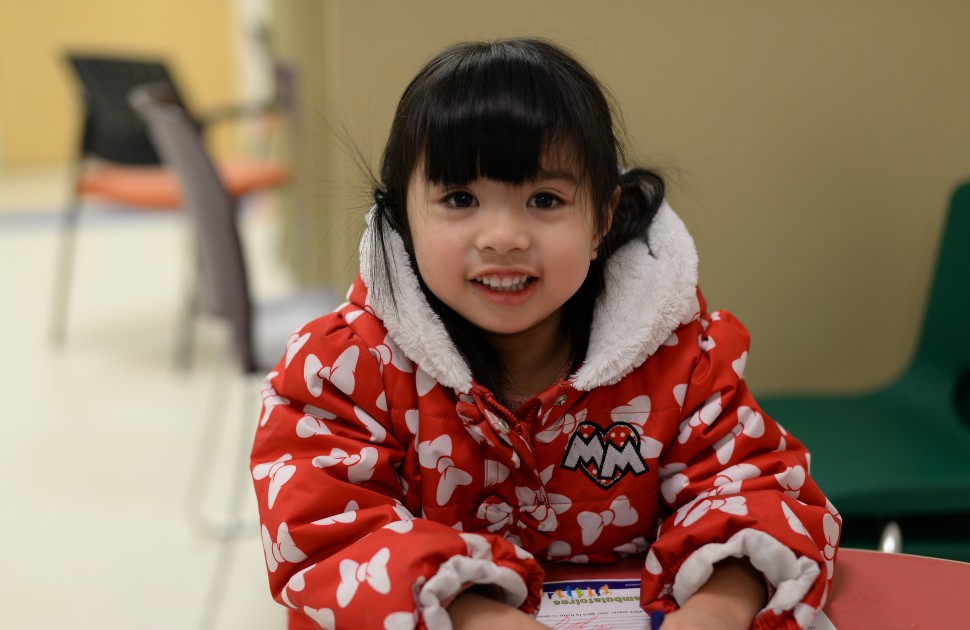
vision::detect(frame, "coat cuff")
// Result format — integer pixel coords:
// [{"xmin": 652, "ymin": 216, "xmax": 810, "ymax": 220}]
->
[
  {"xmin": 418, "ymin": 553, "xmax": 534, "ymax": 630},
  {"xmin": 671, "ymin": 529, "xmax": 821, "ymax": 627}
]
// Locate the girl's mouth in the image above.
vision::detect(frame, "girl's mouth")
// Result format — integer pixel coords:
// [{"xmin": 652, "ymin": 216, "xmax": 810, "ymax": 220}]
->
[{"xmin": 474, "ymin": 274, "xmax": 534, "ymax": 292}]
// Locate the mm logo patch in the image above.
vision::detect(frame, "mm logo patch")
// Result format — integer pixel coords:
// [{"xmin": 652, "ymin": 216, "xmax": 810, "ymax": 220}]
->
[{"xmin": 561, "ymin": 421, "xmax": 649, "ymax": 488}]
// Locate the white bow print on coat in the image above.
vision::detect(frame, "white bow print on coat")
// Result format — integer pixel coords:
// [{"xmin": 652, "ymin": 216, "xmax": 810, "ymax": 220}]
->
[
  {"xmin": 577, "ymin": 495, "xmax": 639, "ymax": 546},
  {"xmin": 713, "ymin": 406, "xmax": 765, "ymax": 464},
  {"xmin": 674, "ymin": 495, "xmax": 748, "ymax": 528},
  {"xmin": 305, "ymin": 346, "xmax": 359, "ymax": 397},
  {"xmin": 538, "ymin": 465, "xmax": 574, "ymax": 514},
  {"xmin": 483, "ymin": 459, "xmax": 511, "ymax": 487},
  {"xmin": 535, "ymin": 408, "xmax": 584, "ymax": 443},
  {"xmin": 677, "ymin": 392, "xmax": 722, "ymax": 444},
  {"xmin": 477, "ymin": 492, "xmax": 567, "ymax": 536},
  {"xmin": 252, "ymin": 454, "xmax": 296, "ymax": 509},
  {"xmin": 694, "ymin": 463, "xmax": 762, "ymax": 500},
  {"xmin": 296, "ymin": 403, "xmax": 337, "ymax": 438},
  {"xmin": 354, "ymin": 405, "xmax": 388, "ymax": 443},
  {"xmin": 775, "ymin": 465, "xmax": 807, "ymax": 498},
  {"xmin": 822, "ymin": 512, "xmax": 840, "ymax": 578},
  {"xmin": 286, "ymin": 332, "xmax": 311, "ymax": 367},
  {"xmin": 303, "ymin": 607, "xmax": 335, "ymax": 630},
  {"xmin": 336, "ymin": 547, "xmax": 392, "ymax": 607},
  {"xmin": 417, "ymin": 435, "xmax": 473, "ymax": 505},
  {"xmin": 515, "ymin": 484, "xmax": 564, "ymax": 533},
  {"xmin": 259, "ymin": 371, "xmax": 288, "ymax": 427},
  {"xmin": 478, "ymin": 500, "xmax": 515, "ymax": 533},
  {"xmin": 312, "ymin": 447, "xmax": 378, "ymax": 484},
  {"xmin": 280, "ymin": 562, "xmax": 314, "ymax": 608},
  {"xmin": 312, "ymin": 500, "xmax": 360, "ymax": 526},
  {"xmin": 369, "ymin": 334, "xmax": 414, "ymax": 374},
  {"xmin": 262, "ymin": 522, "xmax": 308, "ymax": 572}
]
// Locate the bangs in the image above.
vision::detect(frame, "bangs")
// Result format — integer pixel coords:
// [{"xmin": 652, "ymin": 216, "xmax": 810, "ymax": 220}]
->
[
  {"xmin": 411, "ymin": 42, "xmax": 614, "ymax": 189},
  {"xmin": 380, "ymin": 39, "xmax": 625, "ymax": 231},
  {"xmin": 419, "ymin": 65, "xmax": 574, "ymax": 185}
]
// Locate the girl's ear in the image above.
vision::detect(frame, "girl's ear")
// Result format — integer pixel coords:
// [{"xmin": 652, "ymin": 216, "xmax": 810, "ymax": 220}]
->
[
  {"xmin": 609, "ymin": 184, "xmax": 621, "ymax": 219},
  {"xmin": 591, "ymin": 185, "xmax": 621, "ymax": 259}
]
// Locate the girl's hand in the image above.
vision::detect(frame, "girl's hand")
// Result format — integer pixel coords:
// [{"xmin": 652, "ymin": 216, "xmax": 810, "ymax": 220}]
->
[
  {"xmin": 448, "ymin": 590, "xmax": 549, "ymax": 629},
  {"xmin": 657, "ymin": 558, "xmax": 767, "ymax": 630},
  {"xmin": 656, "ymin": 603, "xmax": 746, "ymax": 630}
]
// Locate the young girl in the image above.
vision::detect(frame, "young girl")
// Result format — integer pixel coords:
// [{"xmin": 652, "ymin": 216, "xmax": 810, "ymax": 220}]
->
[{"xmin": 251, "ymin": 38, "xmax": 840, "ymax": 630}]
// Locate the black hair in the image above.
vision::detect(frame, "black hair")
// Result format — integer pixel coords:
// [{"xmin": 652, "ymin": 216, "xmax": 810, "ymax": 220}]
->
[{"xmin": 372, "ymin": 38, "xmax": 665, "ymax": 399}]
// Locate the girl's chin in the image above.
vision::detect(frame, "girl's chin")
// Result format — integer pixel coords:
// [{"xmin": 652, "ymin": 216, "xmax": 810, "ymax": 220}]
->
[
  {"xmin": 478, "ymin": 325, "xmax": 537, "ymax": 337},
  {"xmin": 471, "ymin": 312, "xmax": 563, "ymax": 340}
]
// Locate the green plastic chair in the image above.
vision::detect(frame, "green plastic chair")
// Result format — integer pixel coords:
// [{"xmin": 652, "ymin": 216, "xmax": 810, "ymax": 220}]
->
[{"xmin": 759, "ymin": 181, "xmax": 970, "ymax": 561}]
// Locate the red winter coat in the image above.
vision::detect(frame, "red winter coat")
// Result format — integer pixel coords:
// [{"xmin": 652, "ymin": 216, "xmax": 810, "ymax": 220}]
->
[{"xmin": 251, "ymin": 203, "xmax": 841, "ymax": 630}]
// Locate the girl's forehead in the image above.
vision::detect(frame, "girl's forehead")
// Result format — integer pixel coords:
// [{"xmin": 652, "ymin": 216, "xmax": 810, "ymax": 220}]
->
[{"xmin": 538, "ymin": 142, "xmax": 584, "ymax": 181}]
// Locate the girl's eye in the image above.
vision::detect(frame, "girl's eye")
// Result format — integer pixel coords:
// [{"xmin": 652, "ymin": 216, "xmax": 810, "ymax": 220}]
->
[
  {"xmin": 444, "ymin": 191, "xmax": 477, "ymax": 208},
  {"xmin": 528, "ymin": 192, "xmax": 563, "ymax": 209}
]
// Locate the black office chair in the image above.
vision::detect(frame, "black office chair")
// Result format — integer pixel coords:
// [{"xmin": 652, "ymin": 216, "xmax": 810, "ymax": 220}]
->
[{"xmin": 52, "ymin": 53, "xmax": 289, "ymax": 367}]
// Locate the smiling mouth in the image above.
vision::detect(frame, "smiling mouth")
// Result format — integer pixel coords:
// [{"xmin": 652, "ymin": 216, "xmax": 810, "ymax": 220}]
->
[{"xmin": 474, "ymin": 274, "xmax": 534, "ymax": 292}]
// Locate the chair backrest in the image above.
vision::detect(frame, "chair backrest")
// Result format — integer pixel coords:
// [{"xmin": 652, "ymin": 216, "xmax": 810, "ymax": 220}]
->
[
  {"xmin": 129, "ymin": 82, "xmax": 257, "ymax": 373},
  {"xmin": 908, "ymin": 181, "xmax": 970, "ymax": 420},
  {"xmin": 67, "ymin": 54, "xmax": 191, "ymax": 165}
]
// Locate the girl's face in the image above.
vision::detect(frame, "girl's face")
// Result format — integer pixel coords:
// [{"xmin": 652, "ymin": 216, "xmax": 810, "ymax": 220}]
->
[{"xmin": 406, "ymin": 153, "xmax": 609, "ymax": 342}]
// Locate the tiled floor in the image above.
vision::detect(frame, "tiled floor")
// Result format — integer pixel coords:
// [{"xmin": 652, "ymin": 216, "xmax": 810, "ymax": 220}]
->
[{"xmin": 0, "ymin": 164, "xmax": 289, "ymax": 629}]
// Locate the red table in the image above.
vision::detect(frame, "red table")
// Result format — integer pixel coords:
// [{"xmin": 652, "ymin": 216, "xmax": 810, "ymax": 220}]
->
[{"xmin": 827, "ymin": 549, "xmax": 970, "ymax": 628}]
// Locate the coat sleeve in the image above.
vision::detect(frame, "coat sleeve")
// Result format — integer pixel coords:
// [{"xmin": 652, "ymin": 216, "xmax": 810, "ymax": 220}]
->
[
  {"xmin": 250, "ymin": 311, "xmax": 544, "ymax": 630},
  {"xmin": 641, "ymin": 307, "xmax": 841, "ymax": 630}
]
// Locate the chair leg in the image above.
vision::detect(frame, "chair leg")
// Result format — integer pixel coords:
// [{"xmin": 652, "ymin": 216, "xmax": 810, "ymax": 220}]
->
[
  {"xmin": 196, "ymin": 523, "xmax": 242, "ymax": 630},
  {"xmin": 174, "ymin": 269, "xmax": 199, "ymax": 371},
  {"xmin": 186, "ymin": 353, "xmax": 239, "ymax": 538},
  {"xmin": 173, "ymin": 229, "xmax": 202, "ymax": 370},
  {"xmin": 49, "ymin": 189, "xmax": 83, "ymax": 349},
  {"xmin": 192, "ymin": 372, "xmax": 261, "ymax": 629},
  {"xmin": 185, "ymin": 325, "xmax": 261, "ymax": 534}
]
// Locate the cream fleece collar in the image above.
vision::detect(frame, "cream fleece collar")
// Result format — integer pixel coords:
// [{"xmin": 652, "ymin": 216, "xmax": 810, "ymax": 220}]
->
[{"xmin": 358, "ymin": 201, "xmax": 699, "ymax": 393}]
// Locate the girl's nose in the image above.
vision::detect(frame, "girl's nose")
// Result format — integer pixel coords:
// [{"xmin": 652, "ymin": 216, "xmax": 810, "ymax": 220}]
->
[{"xmin": 475, "ymin": 208, "xmax": 530, "ymax": 255}]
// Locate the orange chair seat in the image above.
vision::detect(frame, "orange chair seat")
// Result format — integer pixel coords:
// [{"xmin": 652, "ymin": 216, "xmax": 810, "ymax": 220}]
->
[{"xmin": 78, "ymin": 159, "xmax": 290, "ymax": 208}]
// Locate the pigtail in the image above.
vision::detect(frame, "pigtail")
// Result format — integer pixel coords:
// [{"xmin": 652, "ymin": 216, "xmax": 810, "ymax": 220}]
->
[
  {"xmin": 598, "ymin": 167, "xmax": 665, "ymax": 261},
  {"xmin": 370, "ymin": 188, "xmax": 404, "ymax": 305}
]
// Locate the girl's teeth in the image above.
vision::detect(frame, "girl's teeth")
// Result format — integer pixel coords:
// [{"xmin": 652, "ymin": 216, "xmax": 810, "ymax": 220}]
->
[{"xmin": 478, "ymin": 275, "xmax": 529, "ymax": 291}]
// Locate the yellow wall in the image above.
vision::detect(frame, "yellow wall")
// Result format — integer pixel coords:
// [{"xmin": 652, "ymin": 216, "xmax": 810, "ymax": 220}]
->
[
  {"xmin": 276, "ymin": 1, "xmax": 970, "ymax": 396},
  {"xmin": 0, "ymin": 0, "xmax": 240, "ymax": 164}
]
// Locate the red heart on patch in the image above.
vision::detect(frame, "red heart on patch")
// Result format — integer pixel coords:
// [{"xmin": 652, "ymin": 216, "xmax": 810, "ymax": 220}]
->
[{"xmin": 562, "ymin": 421, "xmax": 649, "ymax": 488}]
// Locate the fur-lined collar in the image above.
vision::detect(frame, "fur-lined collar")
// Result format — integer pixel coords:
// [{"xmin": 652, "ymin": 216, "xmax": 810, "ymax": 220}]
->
[{"xmin": 358, "ymin": 201, "xmax": 699, "ymax": 393}]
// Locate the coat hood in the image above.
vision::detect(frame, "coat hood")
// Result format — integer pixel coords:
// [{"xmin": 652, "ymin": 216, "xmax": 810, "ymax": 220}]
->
[{"xmin": 358, "ymin": 201, "xmax": 699, "ymax": 393}]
